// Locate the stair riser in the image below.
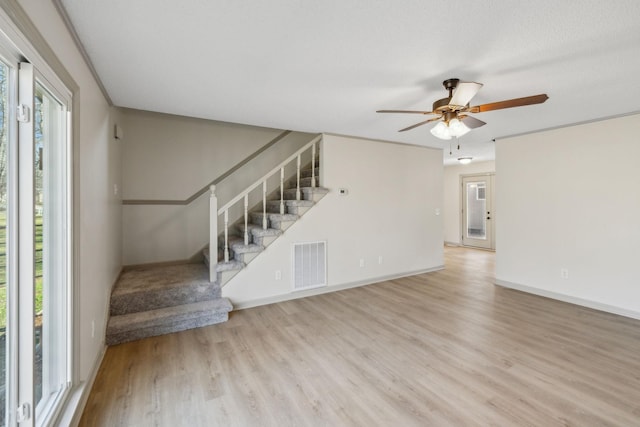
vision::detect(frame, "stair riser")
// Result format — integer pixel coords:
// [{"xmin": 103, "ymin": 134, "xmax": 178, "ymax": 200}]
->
[
  {"xmin": 288, "ymin": 177, "xmax": 316, "ymax": 189},
  {"xmin": 106, "ymin": 311, "xmax": 229, "ymax": 345},
  {"xmin": 300, "ymin": 169, "xmax": 318, "ymax": 178},
  {"xmin": 110, "ymin": 282, "xmax": 221, "ymax": 316},
  {"xmin": 270, "ymin": 219, "xmax": 296, "ymax": 231},
  {"xmin": 237, "ymin": 226, "xmax": 282, "ymax": 243},
  {"xmin": 234, "ymin": 251, "xmax": 259, "ymax": 264},
  {"xmin": 250, "ymin": 212, "xmax": 298, "ymax": 224},
  {"xmin": 265, "ymin": 201, "xmax": 287, "ymax": 214},
  {"xmin": 286, "ymin": 206, "xmax": 311, "ymax": 216},
  {"xmin": 252, "ymin": 234, "xmax": 278, "ymax": 247},
  {"xmin": 283, "ymin": 189, "xmax": 314, "ymax": 200}
]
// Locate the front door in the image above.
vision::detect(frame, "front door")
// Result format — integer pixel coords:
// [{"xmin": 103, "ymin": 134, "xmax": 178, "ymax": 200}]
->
[{"xmin": 461, "ymin": 174, "xmax": 495, "ymax": 250}]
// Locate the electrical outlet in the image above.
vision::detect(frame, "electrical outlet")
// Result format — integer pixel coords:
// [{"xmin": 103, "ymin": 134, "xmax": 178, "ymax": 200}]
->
[
  {"xmin": 275, "ymin": 270, "xmax": 282, "ymax": 280},
  {"xmin": 378, "ymin": 256, "xmax": 383, "ymax": 265},
  {"xmin": 91, "ymin": 320, "xmax": 95, "ymax": 338},
  {"xmin": 359, "ymin": 259, "xmax": 365, "ymax": 267},
  {"xmin": 560, "ymin": 268, "xmax": 569, "ymax": 279},
  {"xmin": 113, "ymin": 184, "xmax": 118, "ymax": 196}
]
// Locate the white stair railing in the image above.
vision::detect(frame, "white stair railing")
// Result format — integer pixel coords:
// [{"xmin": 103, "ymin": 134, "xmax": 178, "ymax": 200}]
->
[{"xmin": 209, "ymin": 135, "xmax": 321, "ymax": 282}]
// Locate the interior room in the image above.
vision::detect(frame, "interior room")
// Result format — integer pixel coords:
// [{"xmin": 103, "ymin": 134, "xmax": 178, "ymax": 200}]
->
[{"xmin": 0, "ymin": 0, "xmax": 639, "ymax": 425}]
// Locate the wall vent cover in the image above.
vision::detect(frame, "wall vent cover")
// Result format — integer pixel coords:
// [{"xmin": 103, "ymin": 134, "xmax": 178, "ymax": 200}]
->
[{"xmin": 292, "ymin": 241, "xmax": 327, "ymax": 291}]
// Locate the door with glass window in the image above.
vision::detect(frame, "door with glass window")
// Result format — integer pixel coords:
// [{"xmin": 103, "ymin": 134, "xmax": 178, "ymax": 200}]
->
[{"xmin": 461, "ymin": 174, "xmax": 495, "ymax": 249}]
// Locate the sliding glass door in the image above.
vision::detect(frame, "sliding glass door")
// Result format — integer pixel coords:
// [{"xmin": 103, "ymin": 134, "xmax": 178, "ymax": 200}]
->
[{"xmin": 0, "ymin": 42, "xmax": 72, "ymax": 427}]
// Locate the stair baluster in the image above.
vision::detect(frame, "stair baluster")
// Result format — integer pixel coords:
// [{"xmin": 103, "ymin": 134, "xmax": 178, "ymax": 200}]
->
[
  {"xmin": 296, "ymin": 154, "xmax": 301, "ymax": 201},
  {"xmin": 312, "ymin": 141, "xmax": 317, "ymax": 188},
  {"xmin": 244, "ymin": 194, "xmax": 249, "ymax": 245},
  {"xmin": 209, "ymin": 185, "xmax": 218, "ymax": 282},
  {"xmin": 280, "ymin": 167, "xmax": 285, "ymax": 215},
  {"xmin": 211, "ymin": 135, "xmax": 325, "ymax": 286},
  {"xmin": 262, "ymin": 180, "xmax": 268, "ymax": 230},
  {"xmin": 224, "ymin": 209, "xmax": 229, "ymax": 262}
]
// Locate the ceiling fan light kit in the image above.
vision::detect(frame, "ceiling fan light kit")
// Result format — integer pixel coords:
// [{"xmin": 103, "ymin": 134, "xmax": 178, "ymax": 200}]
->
[
  {"xmin": 430, "ymin": 117, "xmax": 471, "ymax": 140},
  {"xmin": 377, "ymin": 78, "xmax": 549, "ymax": 140}
]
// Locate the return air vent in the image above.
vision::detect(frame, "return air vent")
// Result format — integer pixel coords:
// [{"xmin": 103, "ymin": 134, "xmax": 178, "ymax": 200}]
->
[{"xmin": 292, "ymin": 241, "xmax": 327, "ymax": 291}]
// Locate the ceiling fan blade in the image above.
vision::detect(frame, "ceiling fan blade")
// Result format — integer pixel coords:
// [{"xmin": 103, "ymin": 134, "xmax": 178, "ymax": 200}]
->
[
  {"xmin": 398, "ymin": 116, "xmax": 442, "ymax": 132},
  {"xmin": 468, "ymin": 94, "xmax": 549, "ymax": 113},
  {"xmin": 377, "ymin": 109, "xmax": 435, "ymax": 115},
  {"xmin": 449, "ymin": 82, "xmax": 483, "ymax": 108},
  {"xmin": 460, "ymin": 115, "xmax": 486, "ymax": 129}
]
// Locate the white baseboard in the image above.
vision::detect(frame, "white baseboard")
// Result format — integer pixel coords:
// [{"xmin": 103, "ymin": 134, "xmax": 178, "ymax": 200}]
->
[
  {"xmin": 56, "ymin": 344, "xmax": 106, "ymax": 427},
  {"xmin": 444, "ymin": 241, "xmax": 460, "ymax": 247},
  {"xmin": 495, "ymin": 279, "xmax": 640, "ymax": 321},
  {"xmin": 232, "ymin": 266, "xmax": 445, "ymax": 310}
]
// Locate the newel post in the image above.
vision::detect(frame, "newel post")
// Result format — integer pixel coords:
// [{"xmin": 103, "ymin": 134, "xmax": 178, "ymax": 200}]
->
[{"xmin": 209, "ymin": 185, "xmax": 218, "ymax": 282}]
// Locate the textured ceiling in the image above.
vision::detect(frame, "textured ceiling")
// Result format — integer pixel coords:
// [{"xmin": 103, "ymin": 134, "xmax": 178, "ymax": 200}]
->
[{"xmin": 59, "ymin": 0, "xmax": 640, "ymax": 165}]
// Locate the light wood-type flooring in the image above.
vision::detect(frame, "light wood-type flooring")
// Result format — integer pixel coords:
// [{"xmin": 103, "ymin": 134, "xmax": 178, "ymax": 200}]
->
[{"xmin": 79, "ymin": 247, "xmax": 640, "ymax": 426}]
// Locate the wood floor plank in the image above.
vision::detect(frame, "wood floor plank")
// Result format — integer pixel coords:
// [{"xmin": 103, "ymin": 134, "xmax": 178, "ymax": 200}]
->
[{"xmin": 79, "ymin": 247, "xmax": 640, "ymax": 426}]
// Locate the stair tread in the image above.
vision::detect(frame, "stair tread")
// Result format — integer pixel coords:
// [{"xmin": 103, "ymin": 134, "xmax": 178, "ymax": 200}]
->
[
  {"xmin": 266, "ymin": 199, "xmax": 315, "ymax": 207},
  {"xmin": 215, "ymin": 260, "xmax": 245, "ymax": 271},
  {"xmin": 228, "ymin": 241, "xmax": 264, "ymax": 253},
  {"xmin": 251, "ymin": 212, "xmax": 299, "ymax": 220},
  {"xmin": 283, "ymin": 186, "xmax": 329, "ymax": 195},
  {"xmin": 237, "ymin": 224, "xmax": 282, "ymax": 237},
  {"xmin": 107, "ymin": 298, "xmax": 233, "ymax": 334},
  {"xmin": 112, "ymin": 263, "xmax": 210, "ymax": 297}
]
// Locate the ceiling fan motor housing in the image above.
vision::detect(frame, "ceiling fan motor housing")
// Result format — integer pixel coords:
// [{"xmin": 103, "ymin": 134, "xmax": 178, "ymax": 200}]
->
[
  {"xmin": 442, "ymin": 78, "xmax": 460, "ymax": 91},
  {"xmin": 433, "ymin": 78, "xmax": 463, "ymax": 118}
]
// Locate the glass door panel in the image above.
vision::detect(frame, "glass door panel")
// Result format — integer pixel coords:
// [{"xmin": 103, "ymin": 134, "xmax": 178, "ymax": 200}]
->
[
  {"xmin": 0, "ymin": 59, "xmax": 9, "ymax": 427},
  {"xmin": 34, "ymin": 82, "xmax": 68, "ymax": 421},
  {"xmin": 466, "ymin": 181, "xmax": 487, "ymax": 240},
  {"xmin": 462, "ymin": 175, "xmax": 494, "ymax": 250}
]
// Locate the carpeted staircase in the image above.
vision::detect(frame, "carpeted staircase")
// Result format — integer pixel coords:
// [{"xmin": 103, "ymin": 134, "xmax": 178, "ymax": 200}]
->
[
  {"xmin": 105, "ymin": 156, "xmax": 328, "ymax": 346},
  {"xmin": 203, "ymin": 163, "xmax": 328, "ymax": 285},
  {"xmin": 105, "ymin": 263, "xmax": 232, "ymax": 345}
]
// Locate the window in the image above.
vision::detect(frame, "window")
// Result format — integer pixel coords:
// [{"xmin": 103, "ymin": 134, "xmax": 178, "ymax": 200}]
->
[{"xmin": 476, "ymin": 184, "xmax": 486, "ymax": 201}]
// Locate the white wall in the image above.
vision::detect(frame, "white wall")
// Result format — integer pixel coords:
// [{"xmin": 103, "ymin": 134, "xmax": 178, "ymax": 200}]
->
[
  {"xmin": 19, "ymin": 0, "xmax": 121, "ymax": 400},
  {"xmin": 443, "ymin": 161, "xmax": 495, "ymax": 245},
  {"xmin": 496, "ymin": 113, "xmax": 640, "ymax": 318},
  {"xmin": 223, "ymin": 134, "xmax": 444, "ymax": 307}
]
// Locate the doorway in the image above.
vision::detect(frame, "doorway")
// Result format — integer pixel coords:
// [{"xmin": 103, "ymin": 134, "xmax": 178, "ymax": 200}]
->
[{"xmin": 461, "ymin": 174, "xmax": 495, "ymax": 250}]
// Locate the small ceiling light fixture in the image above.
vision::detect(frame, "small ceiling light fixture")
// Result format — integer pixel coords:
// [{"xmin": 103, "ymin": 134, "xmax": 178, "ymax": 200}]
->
[{"xmin": 458, "ymin": 157, "xmax": 473, "ymax": 165}]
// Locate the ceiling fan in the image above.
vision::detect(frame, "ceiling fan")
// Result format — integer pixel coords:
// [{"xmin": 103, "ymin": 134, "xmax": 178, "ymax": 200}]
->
[{"xmin": 377, "ymin": 78, "xmax": 548, "ymax": 140}]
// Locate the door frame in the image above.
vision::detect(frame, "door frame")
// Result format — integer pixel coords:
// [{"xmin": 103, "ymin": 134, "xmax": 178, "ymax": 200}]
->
[{"xmin": 460, "ymin": 173, "xmax": 495, "ymax": 250}]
